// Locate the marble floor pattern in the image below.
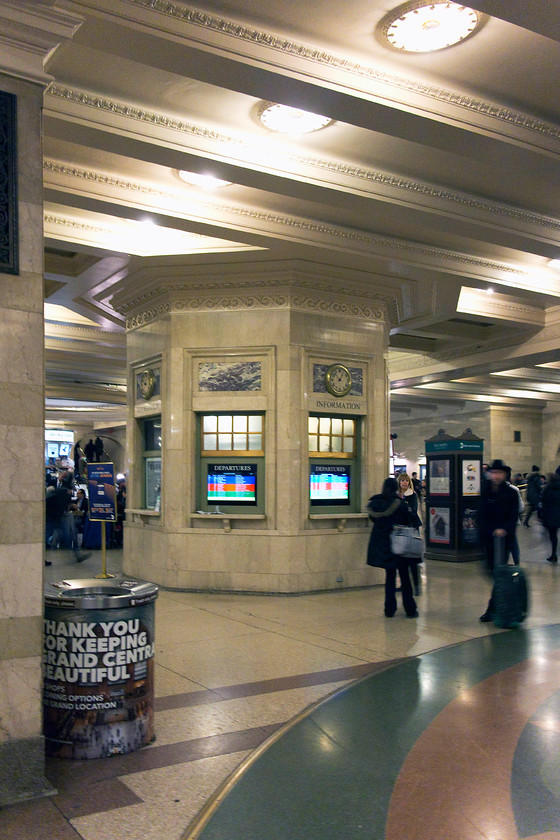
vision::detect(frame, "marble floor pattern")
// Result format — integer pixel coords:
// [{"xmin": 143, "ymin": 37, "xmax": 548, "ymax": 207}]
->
[{"xmin": 3, "ymin": 520, "xmax": 560, "ymax": 839}]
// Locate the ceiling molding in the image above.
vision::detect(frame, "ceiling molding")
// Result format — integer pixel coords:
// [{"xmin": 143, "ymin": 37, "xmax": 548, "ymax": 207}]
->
[
  {"xmin": 44, "ymin": 86, "xmax": 560, "ymax": 238},
  {"xmin": 44, "ymin": 158, "xmax": 543, "ymax": 286},
  {"xmin": 122, "ymin": 0, "xmax": 560, "ymax": 148}
]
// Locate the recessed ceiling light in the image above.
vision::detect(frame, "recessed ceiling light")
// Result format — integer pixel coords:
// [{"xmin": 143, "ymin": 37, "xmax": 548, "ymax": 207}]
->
[
  {"xmin": 177, "ymin": 170, "xmax": 232, "ymax": 189},
  {"xmin": 381, "ymin": 2, "xmax": 483, "ymax": 53},
  {"xmin": 257, "ymin": 102, "xmax": 333, "ymax": 134}
]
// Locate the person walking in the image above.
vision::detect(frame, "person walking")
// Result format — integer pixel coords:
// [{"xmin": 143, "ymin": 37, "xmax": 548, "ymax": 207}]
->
[
  {"xmin": 46, "ymin": 474, "xmax": 91, "ymax": 564},
  {"xmin": 505, "ymin": 465, "xmax": 523, "ymax": 565},
  {"xmin": 84, "ymin": 438, "xmax": 96, "ymax": 462},
  {"xmin": 70, "ymin": 487, "xmax": 89, "ymax": 547},
  {"xmin": 478, "ymin": 459, "xmax": 520, "ymax": 622},
  {"xmin": 541, "ymin": 472, "xmax": 560, "ymax": 565},
  {"xmin": 397, "ymin": 472, "xmax": 423, "ymax": 595},
  {"xmin": 94, "ymin": 436, "xmax": 104, "ymax": 461},
  {"xmin": 366, "ymin": 477, "xmax": 419, "ymax": 619},
  {"xmin": 523, "ymin": 465, "xmax": 542, "ymax": 527}
]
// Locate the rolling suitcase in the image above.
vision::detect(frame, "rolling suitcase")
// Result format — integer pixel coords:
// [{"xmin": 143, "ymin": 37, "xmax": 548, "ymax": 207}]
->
[{"xmin": 492, "ymin": 535, "xmax": 529, "ymax": 628}]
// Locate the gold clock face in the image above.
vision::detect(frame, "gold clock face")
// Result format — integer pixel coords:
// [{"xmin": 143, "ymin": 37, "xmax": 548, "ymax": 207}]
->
[
  {"xmin": 139, "ymin": 369, "xmax": 156, "ymax": 400},
  {"xmin": 325, "ymin": 364, "xmax": 352, "ymax": 397}
]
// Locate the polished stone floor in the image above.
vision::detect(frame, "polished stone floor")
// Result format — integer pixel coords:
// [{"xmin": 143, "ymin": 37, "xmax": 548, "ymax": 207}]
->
[{"xmin": 3, "ymin": 520, "xmax": 560, "ymax": 840}]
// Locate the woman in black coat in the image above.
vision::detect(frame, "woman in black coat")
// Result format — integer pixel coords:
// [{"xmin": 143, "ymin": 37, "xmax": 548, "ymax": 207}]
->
[
  {"xmin": 397, "ymin": 472, "xmax": 423, "ymax": 595},
  {"xmin": 541, "ymin": 472, "xmax": 560, "ymax": 564},
  {"xmin": 367, "ymin": 477, "xmax": 419, "ymax": 618}
]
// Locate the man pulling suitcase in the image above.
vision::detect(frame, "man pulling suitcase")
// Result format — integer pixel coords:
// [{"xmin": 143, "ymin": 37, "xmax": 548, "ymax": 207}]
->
[{"xmin": 478, "ymin": 459, "xmax": 527, "ymax": 625}]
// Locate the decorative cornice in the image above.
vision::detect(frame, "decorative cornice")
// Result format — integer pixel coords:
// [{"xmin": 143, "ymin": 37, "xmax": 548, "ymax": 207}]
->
[
  {"xmin": 43, "ymin": 159, "xmax": 536, "ymax": 280},
  {"xmin": 45, "ymin": 84, "xmax": 244, "ymax": 148},
  {"xmin": 173, "ymin": 292, "xmax": 383, "ymax": 319},
  {"xmin": 126, "ymin": 303, "xmax": 171, "ymax": 329},
  {"xmin": 125, "ymin": 294, "xmax": 383, "ymax": 329},
  {"xmin": 44, "ymin": 89, "xmax": 560, "ymax": 236},
  {"xmin": 44, "ymin": 210, "xmax": 207, "ymax": 242},
  {"xmin": 119, "ymin": 277, "xmax": 386, "ymax": 328},
  {"xmin": 45, "ymin": 323, "xmax": 125, "ymax": 341},
  {"xmin": 127, "ymin": 0, "xmax": 560, "ymax": 143},
  {"xmin": 44, "ymin": 212, "xmax": 112, "ymax": 237}
]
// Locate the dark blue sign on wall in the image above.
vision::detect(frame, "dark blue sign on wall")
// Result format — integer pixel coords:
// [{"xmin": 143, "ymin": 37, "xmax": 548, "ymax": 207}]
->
[{"xmin": 0, "ymin": 91, "xmax": 18, "ymax": 274}]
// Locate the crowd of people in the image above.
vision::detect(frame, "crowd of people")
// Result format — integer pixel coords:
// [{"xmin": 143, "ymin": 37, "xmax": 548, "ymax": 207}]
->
[
  {"xmin": 366, "ymin": 460, "xmax": 560, "ymax": 623},
  {"xmin": 45, "ymin": 451, "xmax": 126, "ymax": 564}
]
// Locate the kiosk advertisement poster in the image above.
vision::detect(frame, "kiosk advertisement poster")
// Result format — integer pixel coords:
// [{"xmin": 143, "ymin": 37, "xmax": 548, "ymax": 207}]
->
[
  {"xmin": 429, "ymin": 459, "xmax": 450, "ymax": 496},
  {"xmin": 461, "ymin": 503, "xmax": 479, "ymax": 548},
  {"xmin": 43, "ymin": 597, "xmax": 156, "ymax": 759},
  {"xmin": 87, "ymin": 462, "xmax": 116, "ymax": 521},
  {"xmin": 462, "ymin": 460, "xmax": 480, "ymax": 496},
  {"xmin": 429, "ymin": 506, "xmax": 451, "ymax": 544}
]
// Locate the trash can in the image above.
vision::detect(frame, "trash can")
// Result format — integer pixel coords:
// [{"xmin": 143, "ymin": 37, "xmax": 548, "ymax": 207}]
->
[{"xmin": 43, "ymin": 577, "xmax": 158, "ymax": 759}]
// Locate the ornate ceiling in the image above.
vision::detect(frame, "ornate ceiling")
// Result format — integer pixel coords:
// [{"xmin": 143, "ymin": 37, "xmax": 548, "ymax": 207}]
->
[{"xmin": 3, "ymin": 0, "xmax": 560, "ymax": 426}]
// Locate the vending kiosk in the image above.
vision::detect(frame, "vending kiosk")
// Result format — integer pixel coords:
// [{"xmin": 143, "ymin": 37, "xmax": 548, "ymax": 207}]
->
[{"xmin": 424, "ymin": 429, "xmax": 485, "ymax": 562}]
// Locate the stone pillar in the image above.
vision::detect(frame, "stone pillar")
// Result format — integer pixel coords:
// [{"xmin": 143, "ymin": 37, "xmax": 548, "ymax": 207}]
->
[
  {"xmin": 0, "ymin": 4, "xmax": 83, "ymax": 805},
  {"xmin": 114, "ymin": 261, "xmax": 390, "ymax": 593},
  {"xmin": 0, "ymin": 74, "xmax": 53, "ymax": 806}
]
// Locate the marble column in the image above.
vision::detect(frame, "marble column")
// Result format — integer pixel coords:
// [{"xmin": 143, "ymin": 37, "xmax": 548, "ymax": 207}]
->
[
  {"xmin": 113, "ymin": 260, "xmax": 390, "ymax": 593},
  {"xmin": 0, "ymin": 72, "xmax": 54, "ymax": 807},
  {"xmin": 0, "ymin": 4, "xmax": 83, "ymax": 805}
]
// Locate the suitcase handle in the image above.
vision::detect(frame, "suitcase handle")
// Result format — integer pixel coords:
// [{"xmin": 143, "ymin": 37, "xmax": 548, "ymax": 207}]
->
[{"xmin": 494, "ymin": 533, "xmax": 507, "ymax": 567}]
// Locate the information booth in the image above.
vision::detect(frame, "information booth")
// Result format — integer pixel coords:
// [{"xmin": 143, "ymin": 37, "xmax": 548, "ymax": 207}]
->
[{"xmin": 424, "ymin": 429, "xmax": 485, "ymax": 562}]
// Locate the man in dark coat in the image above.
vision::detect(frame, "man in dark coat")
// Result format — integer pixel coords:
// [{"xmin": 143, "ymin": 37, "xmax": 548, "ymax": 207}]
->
[
  {"xmin": 94, "ymin": 436, "xmax": 104, "ymax": 461},
  {"xmin": 478, "ymin": 458, "xmax": 520, "ymax": 622},
  {"xmin": 541, "ymin": 473, "xmax": 560, "ymax": 564},
  {"xmin": 84, "ymin": 438, "xmax": 96, "ymax": 461},
  {"xmin": 45, "ymin": 477, "xmax": 91, "ymax": 565},
  {"xmin": 45, "ymin": 485, "xmax": 72, "ymax": 557},
  {"xmin": 367, "ymin": 477, "xmax": 418, "ymax": 619}
]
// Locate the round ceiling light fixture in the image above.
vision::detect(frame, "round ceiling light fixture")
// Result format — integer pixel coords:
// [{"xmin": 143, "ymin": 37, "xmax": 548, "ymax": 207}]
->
[
  {"xmin": 177, "ymin": 170, "xmax": 232, "ymax": 189},
  {"xmin": 381, "ymin": 2, "xmax": 484, "ymax": 53},
  {"xmin": 257, "ymin": 102, "xmax": 333, "ymax": 134}
]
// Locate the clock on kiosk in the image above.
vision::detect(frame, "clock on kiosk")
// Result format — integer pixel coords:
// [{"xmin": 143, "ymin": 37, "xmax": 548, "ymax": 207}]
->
[
  {"xmin": 139, "ymin": 369, "xmax": 156, "ymax": 400},
  {"xmin": 325, "ymin": 363, "xmax": 352, "ymax": 397}
]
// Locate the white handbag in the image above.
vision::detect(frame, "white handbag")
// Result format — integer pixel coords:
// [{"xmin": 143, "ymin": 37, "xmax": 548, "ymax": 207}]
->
[{"xmin": 390, "ymin": 525, "xmax": 424, "ymax": 559}]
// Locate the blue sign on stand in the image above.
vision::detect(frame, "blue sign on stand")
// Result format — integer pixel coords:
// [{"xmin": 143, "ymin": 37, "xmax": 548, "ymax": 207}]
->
[{"xmin": 87, "ymin": 462, "xmax": 117, "ymax": 522}]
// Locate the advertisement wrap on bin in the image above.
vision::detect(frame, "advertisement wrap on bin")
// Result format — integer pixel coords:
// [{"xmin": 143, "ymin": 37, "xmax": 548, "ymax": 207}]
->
[{"xmin": 43, "ymin": 599, "xmax": 156, "ymax": 759}]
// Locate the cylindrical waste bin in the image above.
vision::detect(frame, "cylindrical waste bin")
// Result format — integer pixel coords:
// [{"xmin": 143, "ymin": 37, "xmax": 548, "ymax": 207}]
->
[{"xmin": 43, "ymin": 576, "xmax": 158, "ymax": 759}]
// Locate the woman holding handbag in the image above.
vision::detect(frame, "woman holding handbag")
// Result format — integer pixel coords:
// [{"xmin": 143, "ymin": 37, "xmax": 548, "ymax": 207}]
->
[
  {"xmin": 366, "ymin": 477, "xmax": 419, "ymax": 618},
  {"xmin": 397, "ymin": 472, "xmax": 423, "ymax": 595}
]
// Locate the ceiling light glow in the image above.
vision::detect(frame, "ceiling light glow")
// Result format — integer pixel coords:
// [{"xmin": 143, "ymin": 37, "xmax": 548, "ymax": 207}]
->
[
  {"xmin": 382, "ymin": 2, "xmax": 483, "ymax": 53},
  {"xmin": 258, "ymin": 103, "xmax": 333, "ymax": 134},
  {"xmin": 177, "ymin": 170, "xmax": 232, "ymax": 189}
]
